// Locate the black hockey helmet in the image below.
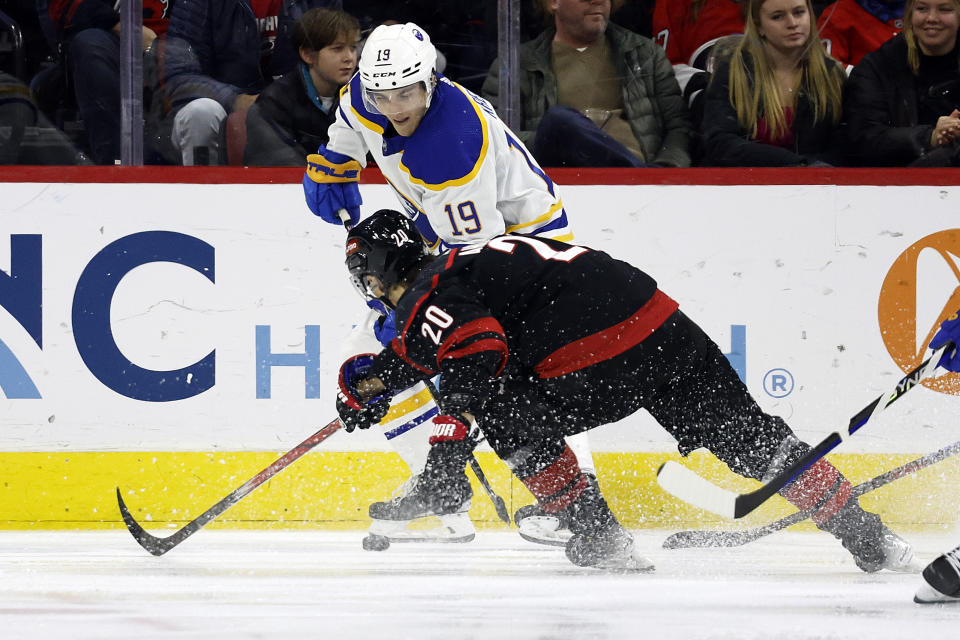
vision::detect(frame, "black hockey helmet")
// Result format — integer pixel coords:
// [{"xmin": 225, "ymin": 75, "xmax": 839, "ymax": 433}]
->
[{"xmin": 345, "ymin": 209, "xmax": 428, "ymax": 309}]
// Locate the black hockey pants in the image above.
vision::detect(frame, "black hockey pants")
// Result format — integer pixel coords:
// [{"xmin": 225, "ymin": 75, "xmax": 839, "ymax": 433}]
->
[{"xmin": 479, "ymin": 310, "xmax": 796, "ymax": 481}]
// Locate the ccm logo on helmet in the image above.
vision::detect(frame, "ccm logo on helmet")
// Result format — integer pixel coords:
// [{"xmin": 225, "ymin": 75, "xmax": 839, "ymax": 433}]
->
[
  {"xmin": 372, "ymin": 72, "xmax": 397, "ymax": 78},
  {"xmin": 346, "ymin": 239, "xmax": 360, "ymax": 256}
]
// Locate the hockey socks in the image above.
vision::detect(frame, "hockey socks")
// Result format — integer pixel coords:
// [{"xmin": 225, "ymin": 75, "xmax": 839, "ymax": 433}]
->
[
  {"xmin": 778, "ymin": 457, "xmax": 916, "ymax": 572},
  {"xmin": 779, "ymin": 458, "xmax": 853, "ymax": 527},
  {"xmin": 516, "ymin": 444, "xmax": 592, "ymax": 518},
  {"xmin": 514, "ymin": 444, "xmax": 653, "ymax": 572}
]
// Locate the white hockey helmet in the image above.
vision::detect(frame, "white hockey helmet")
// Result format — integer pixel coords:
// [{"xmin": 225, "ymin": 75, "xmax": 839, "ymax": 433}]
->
[{"xmin": 359, "ymin": 23, "xmax": 437, "ymax": 114}]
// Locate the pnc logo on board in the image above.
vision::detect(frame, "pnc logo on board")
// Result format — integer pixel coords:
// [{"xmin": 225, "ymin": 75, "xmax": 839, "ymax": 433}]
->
[{"xmin": 878, "ymin": 229, "xmax": 960, "ymax": 396}]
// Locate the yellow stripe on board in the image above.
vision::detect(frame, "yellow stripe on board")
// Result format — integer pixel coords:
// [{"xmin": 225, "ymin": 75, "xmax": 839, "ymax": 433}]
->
[{"xmin": 0, "ymin": 451, "xmax": 956, "ymax": 531}]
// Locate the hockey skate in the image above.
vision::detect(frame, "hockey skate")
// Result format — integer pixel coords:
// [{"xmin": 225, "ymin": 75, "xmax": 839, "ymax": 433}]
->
[
  {"xmin": 823, "ymin": 502, "xmax": 920, "ymax": 573},
  {"xmin": 514, "ymin": 473, "xmax": 603, "ymax": 547},
  {"xmin": 514, "ymin": 503, "xmax": 573, "ymax": 547},
  {"xmin": 558, "ymin": 472, "xmax": 654, "ymax": 572},
  {"xmin": 362, "ymin": 473, "xmax": 476, "ymax": 550},
  {"xmin": 914, "ymin": 546, "xmax": 960, "ymax": 604},
  {"xmin": 565, "ymin": 525, "xmax": 655, "ymax": 573}
]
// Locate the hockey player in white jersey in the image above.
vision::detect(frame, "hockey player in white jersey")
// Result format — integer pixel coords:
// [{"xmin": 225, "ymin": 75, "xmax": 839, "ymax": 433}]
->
[{"xmin": 303, "ymin": 22, "xmax": 593, "ymax": 549}]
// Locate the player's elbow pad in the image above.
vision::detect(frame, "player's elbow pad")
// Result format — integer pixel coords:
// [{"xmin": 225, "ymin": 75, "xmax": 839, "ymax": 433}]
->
[{"xmin": 303, "ymin": 145, "xmax": 363, "ymax": 225}]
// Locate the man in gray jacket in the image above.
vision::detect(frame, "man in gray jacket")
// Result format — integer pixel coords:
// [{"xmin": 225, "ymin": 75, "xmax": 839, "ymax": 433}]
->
[{"xmin": 482, "ymin": 0, "xmax": 691, "ymax": 168}]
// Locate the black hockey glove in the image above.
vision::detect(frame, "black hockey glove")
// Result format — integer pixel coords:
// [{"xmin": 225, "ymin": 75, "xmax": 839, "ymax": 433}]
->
[
  {"xmin": 414, "ymin": 413, "xmax": 478, "ymax": 515},
  {"xmin": 336, "ymin": 354, "xmax": 390, "ymax": 432}
]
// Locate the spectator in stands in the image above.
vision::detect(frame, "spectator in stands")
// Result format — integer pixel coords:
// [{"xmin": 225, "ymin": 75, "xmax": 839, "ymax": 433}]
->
[
  {"xmin": 4, "ymin": 0, "xmax": 58, "ymax": 81},
  {"xmin": 817, "ymin": 0, "xmax": 904, "ymax": 68},
  {"xmin": 155, "ymin": 0, "xmax": 340, "ymax": 165},
  {"xmin": 700, "ymin": 0, "xmax": 847, "ymax": 165},
  {"xmin": 652, "ymin": 0, "xmax": 748, "ymax": 154},
  {"xmin": 481, "ymin": 0, "xmax": 692, "ymax": 168},
  {"xmin": 843, "ymin": 0, "xmax": 960, "ymax": 166},
  {"xmin": 0, "ymin": 71, "xmax": 89, "ymax": 164},
  {"xmin": 521, "ymin": 0, "xmax": 658, "ymax": 39},
  {"xmin": 43, "ymin": 0, "xmax": 171, "ymax": 164},
  {"xmin": 244, "ymin": 8, "xmax": 359, "ymax": 166},
  {"xmin": 654, "ymin": 0, "xmax": 747, "ymax": 83}
]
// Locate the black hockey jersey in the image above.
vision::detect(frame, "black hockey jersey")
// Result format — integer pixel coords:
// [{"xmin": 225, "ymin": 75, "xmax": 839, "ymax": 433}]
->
[{"xmin": 371, "ymin": 235, "xmax": 679, "ymax": 404}]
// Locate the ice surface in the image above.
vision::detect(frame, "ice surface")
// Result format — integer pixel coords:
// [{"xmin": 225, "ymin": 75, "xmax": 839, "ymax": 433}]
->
[{"xmin": 2, "ymin": 529, "xmax": 959, "ymax": 639}]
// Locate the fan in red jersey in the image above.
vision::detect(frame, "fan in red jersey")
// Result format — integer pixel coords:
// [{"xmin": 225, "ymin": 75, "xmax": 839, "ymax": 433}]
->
[{"xmin": 818, "ymin": 0, "xmax": 904, "ymax": 68}]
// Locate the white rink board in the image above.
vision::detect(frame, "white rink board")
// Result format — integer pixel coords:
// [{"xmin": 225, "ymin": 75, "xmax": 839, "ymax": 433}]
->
[{"xmin": 1, "ymin": 181, "xmax": 958, "ymax": 453}]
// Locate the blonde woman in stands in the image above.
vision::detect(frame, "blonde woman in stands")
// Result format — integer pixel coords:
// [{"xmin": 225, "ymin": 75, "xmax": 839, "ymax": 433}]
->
[
  {"xmin": 843, "ymin": 0, "xmax": 960, "ymax": 166},
  {"xmin": 700, "ymin": 0, "xmax": 847, "ymax": 165}
]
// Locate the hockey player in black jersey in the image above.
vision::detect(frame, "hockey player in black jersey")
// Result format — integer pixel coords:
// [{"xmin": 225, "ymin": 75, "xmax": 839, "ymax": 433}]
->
[{"xmin": 336, "ymin": 209, "xmax": 918, "ymax": 572}]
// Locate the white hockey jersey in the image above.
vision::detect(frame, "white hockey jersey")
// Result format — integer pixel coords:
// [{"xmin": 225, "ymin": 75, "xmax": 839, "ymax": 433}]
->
[{"xmin": 326, "ymin": 73, "xmax": 571, "ymax": 251}]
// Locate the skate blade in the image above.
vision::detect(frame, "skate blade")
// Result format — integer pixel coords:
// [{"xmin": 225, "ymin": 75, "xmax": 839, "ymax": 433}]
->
[
  {"xmin": 386, "ymin": 533, "xmax": 476, "ymax": 544},
  {"xmin": 517, "ymin": 515, "xmax": 571, "ymax": 548},
  {"xmin": 588, "ymin": 560, "xmax": 656, "ymax": 574},
  {"xmin": 518, "ymin": 531, "xmax": 568, "ymax": 548},
  {"xmin": 368, "ymin": 516, "xmax": 476, "ymax": 544},
  {"xmin": 914, "ymin": 583, "xmax": 960, "ymax": 604}
]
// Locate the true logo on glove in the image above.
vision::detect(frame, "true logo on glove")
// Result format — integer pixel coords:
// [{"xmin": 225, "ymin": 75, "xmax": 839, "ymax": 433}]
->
[{"xmin": 305, "ymin": 154, "xmax": 362, "ymax": 183}]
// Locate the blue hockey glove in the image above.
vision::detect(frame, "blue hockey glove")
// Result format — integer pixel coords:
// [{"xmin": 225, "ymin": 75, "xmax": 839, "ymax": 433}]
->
[
  {"xmin": 366, "ymin": 298, "xmax": 390, "ymax": 317},
  {"xmin": 337, "ymin": 353, "xmax": 390, "ymax": 433},
  {"xmin": 373, "ymin": 309, "xmax": 397, "ymax": 347},
  {"xmin": 930, "ymin": 311, "xmax": 960, "ymax": 372},
  {"xmin": 304, "ymin": 145, "xmax": 363, "ymax": 226},
  {"xmin": 337, "ymin": 354, "xmax": 390, "ymax": 432}
]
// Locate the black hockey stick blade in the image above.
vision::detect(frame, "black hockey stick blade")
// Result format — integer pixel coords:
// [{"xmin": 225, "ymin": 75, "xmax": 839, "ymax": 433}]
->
[
  {"xmin": 117, "ymin": 418, "xmax": 343, "ymax": 556},
  {"xmin": 657, "ymin": 342, "xmax": 950, "ymax": 519},
  {"xmin": 117, "ymin": 487, "xmax": 178, "ymax": 556},
  {"xmin": 662, "ymin": 509, "xmax": 809, "ymax": 549},
  {"xmin": 469, "ymin": 456, "xmax": 510, "ymax": 524},
  {"xmin": 663, "ymin": 438, "xmax": 960, "ymax": 549}
]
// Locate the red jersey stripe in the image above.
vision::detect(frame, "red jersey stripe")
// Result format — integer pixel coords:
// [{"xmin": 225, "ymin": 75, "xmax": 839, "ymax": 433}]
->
[{"xmin": 533, "ymin": 290, "xmax": 679, "ymax": 379}]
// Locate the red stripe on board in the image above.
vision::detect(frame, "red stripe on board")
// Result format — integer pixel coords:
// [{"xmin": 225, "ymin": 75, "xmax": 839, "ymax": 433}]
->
[{"xmin": 2, "ymin": 166, "xmax": 960, "ymax": 186}]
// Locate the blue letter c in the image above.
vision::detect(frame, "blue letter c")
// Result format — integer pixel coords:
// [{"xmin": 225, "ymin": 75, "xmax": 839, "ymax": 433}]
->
[{"xmin": 72, "ymin": 231, "xmax": 215, "ymax": 401}]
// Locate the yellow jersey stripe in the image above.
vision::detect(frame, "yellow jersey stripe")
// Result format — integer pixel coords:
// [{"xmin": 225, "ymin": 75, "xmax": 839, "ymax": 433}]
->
[
  {"xmin": 344, "ymin": 83, "xmax": 386, "ymax": 135},
  {"xmin": 380, "ymin": 386, "xmax": 436, "ymax": 425},
  {"xmin": 398, "ymin": 84, "xmax": 489, "ymax": 191},
  {"xmin": 504, "ymin": 199, "xmax": 565, "ymax": 234}
]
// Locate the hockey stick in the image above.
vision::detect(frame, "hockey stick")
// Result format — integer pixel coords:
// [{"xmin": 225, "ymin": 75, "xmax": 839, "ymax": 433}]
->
[
  {"xmin": 663, "ymin": 438, "xmax": 960, "ymax": 549},
  {"xmin": 656, "ymin": 342, "xmax": 952, "ymax": 520},
  {"xmin": 117, "ymin": 417, "xmax": 343, "ymax": 556},
  {"xmin": 468, "ymin": 456, "xmax": 510, "ymax": 524},
  {"xmin": 420, "ymin": 378, "xmax": 512, "ymax": 523}
]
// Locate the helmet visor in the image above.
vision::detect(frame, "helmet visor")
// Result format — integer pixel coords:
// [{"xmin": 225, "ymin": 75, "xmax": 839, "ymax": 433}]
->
[
  {"xmin": 349, "ymin": 270, "xmax": 388, "ymax": 302},
  {"xmin": 361, "ymin": 82, "xmax": 430, "ymax": 117}
]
